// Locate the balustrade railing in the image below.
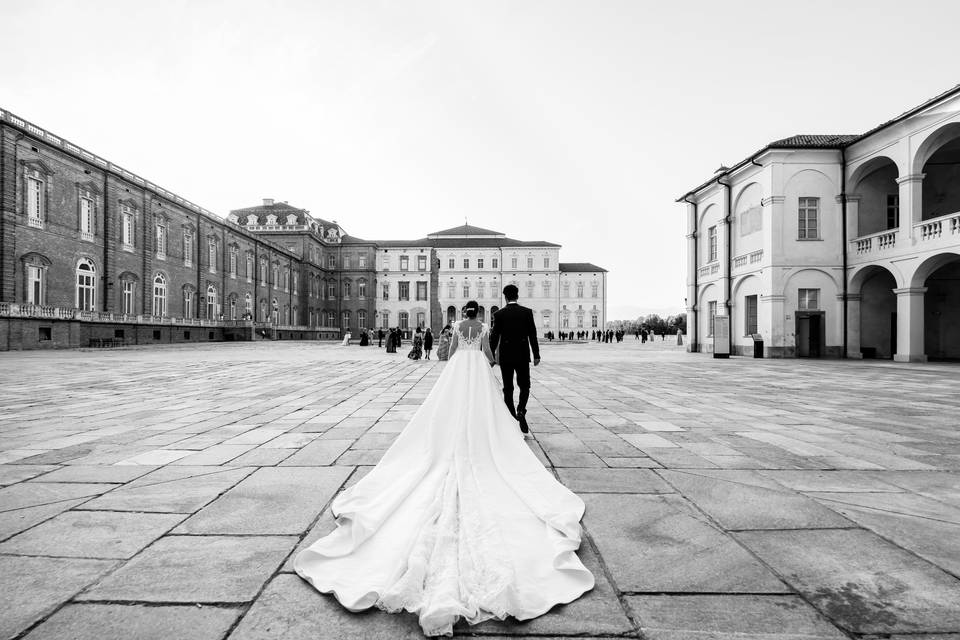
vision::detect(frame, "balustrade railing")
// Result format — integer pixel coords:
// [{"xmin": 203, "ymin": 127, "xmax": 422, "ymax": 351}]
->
[
  {"xmin": 852, "ymin": 230, "xmax": 897, "ymax": 255},
  {"xmin": 916, "ymin": 212, "xmax": 960, "ymax": 241}
]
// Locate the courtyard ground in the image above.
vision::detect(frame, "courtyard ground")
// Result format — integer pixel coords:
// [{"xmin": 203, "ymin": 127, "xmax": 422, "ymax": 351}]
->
[{"xmin": 1, "ymin": 338, "xmax": 959, "ymax": 639}]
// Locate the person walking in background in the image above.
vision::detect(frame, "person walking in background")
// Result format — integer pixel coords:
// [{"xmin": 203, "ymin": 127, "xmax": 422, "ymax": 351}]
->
[
  {"xmin": 385, "ymin": 328, "xmax": 397, "ymax": 354},
  {"xmin": 437, "ymin": 324, "xmax": 452, "ymax": 361},
  {"xmin": 359, "ymin": 330, "xmax": 369, "ymax": 346},
  {"xmin": 341, "ymin": 329, "xmax": 352, "ymax": 346},
  {"xmin": 407, "ymin": 327, "xmax": 423, "ymax": 360},
  {"xmin": 423, "ymin": 327, "xmax": 434, "ymax": 359},
  {"xmin": 489, "ymin": 285, "xmax": 540, "ymax": 435},
  {"xmin": 377, "ymin": 328, "xmax": 384, "ymax": 348}
]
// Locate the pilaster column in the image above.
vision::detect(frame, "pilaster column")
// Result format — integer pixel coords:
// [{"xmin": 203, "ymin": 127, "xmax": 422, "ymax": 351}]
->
[
  {"xmin": 760, "ymin": 294, "xmax": 785, "ymax": 355},
  {"xmin": 845, "ymin": 293, "xmax": 862, "ymax": 358},
  {"xmin": 686, "ymin": 201, "xmax": 699, "ymax": 352},
  {"xmin": 841, "ymin": 194, "xmax": 861, "ymax": 242},
  {"xmin": 893, "ymin": 287, "xmax": 927, "ymax": 362},
  {"xmin": 763, "ymin": 196, "xmax": 785, "ymax": 259},
  {"xmin": 896, "ymin": 174, "xmax": 924, "ymax": 241}
]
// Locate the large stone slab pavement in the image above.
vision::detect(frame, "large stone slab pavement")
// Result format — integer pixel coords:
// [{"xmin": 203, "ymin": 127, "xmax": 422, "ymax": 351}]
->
[{"xmin": 0, "ymin": 339, "xmax": 958, "ymax": 639}]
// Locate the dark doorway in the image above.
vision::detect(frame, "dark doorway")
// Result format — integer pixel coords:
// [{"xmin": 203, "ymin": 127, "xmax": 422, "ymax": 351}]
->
[{"xmin": 796, "ymin": 312, "xmax": 824, "ymax": 357}]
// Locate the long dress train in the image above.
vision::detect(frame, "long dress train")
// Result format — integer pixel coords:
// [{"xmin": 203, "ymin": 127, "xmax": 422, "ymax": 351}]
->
[{"xmin": 294, "ymin": 322, "xmax": 594, "ymax": 636}]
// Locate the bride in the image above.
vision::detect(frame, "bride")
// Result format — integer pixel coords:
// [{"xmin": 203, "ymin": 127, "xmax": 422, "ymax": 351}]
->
[{"xmin": 294, "ymin": 300, "xmax": 594, "ymax": 636}]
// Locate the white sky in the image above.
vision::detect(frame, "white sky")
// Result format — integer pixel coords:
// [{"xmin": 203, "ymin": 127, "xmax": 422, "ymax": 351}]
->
[{"xmin": 2, "ymin": 0, "xmax": 958, "ymax": 318}]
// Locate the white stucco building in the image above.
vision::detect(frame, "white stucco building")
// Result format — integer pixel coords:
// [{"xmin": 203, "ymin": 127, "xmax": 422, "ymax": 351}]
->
[
  {"xmin": 679, "ymin": 84, "xmax": 960, "ymax": 361},
  {"xmin": 375, "ymin": 241, "xmax": 433, "ymax": 334},
  {"xmin": 374, "ymin": 224, "xmax": 607, "ymax": 336}
]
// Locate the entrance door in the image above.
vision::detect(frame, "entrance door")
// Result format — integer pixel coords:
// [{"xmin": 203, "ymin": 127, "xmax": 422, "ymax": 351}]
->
[{"xmin": 796, "ymin": 312, "xmax": 823, "ymax": 358}]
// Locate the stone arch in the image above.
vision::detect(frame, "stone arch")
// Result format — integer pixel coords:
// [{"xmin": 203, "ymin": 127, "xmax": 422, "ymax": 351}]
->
[
  {"xmin": 911, "ymin": 120, "xmax": 960, "ymax": 175},
  {"xmin": 733, "ymin": 182, "xmax": 762, "ymax": 213},
  {"xmin": 782, "ymin": 267, "xmax": 841, "ymax": 293},
  {"xmin": 908, "ymin": 251, "xmax": 960, "ymax": 288},
  {"xmin": 784, "ymin": 168, "xmax": 838, "ymax": 193},
  {"xmin": 851, "ymin": 264, "xmax": 899, "ymax": 359},
  {"xmin": 849, "ymin": 154, "xmax": 901, "ymax": 191},
  {"xmin": 849, "ymin": 155, "xmax": 901, "ymax": 236},
  {"xmin": 849, "ymin": 263, "xmax": 903, "ymax": 294}
]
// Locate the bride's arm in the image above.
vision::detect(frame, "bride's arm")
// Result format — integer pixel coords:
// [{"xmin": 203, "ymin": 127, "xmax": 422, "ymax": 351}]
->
[
  {"xmin": 448, "ymin": 326, "xmax": 459, "ymax": 359},
  {"xmin": 481, "ymin": 329, "xmax": 495, "ymax": 366}
]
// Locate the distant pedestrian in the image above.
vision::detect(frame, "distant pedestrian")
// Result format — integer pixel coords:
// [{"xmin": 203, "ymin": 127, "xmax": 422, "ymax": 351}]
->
[
  {"xmin": 437, "ymin": 325, "xmax": 452, "ymax": 361},
  {"xmin": 423, "ymin": 328, "xmax": 434, "ymax": 359},
  {"xmin": 377, "ymin": 328, "xmax": 384, "ymax": 348}
]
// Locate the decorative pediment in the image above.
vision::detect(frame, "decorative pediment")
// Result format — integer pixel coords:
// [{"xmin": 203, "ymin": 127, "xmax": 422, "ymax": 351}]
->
[
  {"xmin": 118, "ymin": 197, "xmax": 139, "ymax": 210},
  {"xmin": 75, "ymin": 180, "xmax": 101, "ymax": 195},
  {"xmin": 21, "ymin": 158, "xmax": 55, "ymax": 176},
  {"xmin": 286, "ymin": 214, "xmax": 298, "ymax": 225},
  {"xmin": 227, "ymin": 213, "xmax": 239, "ymax": 224},
  {"xmin": 324, "ymin": 226, "xmax": 342, "ymax": 243},
  {"xmin": 181, "ymin": 221, "xmax": 196, "ymax": 232},
  {"xmin": 246, "ymin": 215, "xmax": 259, "ymax": 225},
  {"xmin": 20, "ymin": 252, "xmax": 52, "ymax": 267},
  {"xmin": 265, "ymin": 214, "xmax": 278, "ymax": 225}
]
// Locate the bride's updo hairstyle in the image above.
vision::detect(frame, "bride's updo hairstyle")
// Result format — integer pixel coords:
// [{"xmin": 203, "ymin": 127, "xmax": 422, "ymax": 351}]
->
[{"xmin": 463, "ymin": 300, "xmax": 479, "ymax": 319}]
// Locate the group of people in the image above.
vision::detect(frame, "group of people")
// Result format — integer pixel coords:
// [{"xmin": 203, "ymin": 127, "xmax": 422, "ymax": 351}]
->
[{"xmin": 374, "ymin": 325, "xmax": 457, "ymax": 361}]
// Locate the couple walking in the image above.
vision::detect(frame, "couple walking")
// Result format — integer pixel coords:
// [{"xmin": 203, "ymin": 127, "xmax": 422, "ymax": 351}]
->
[{"xmin": 294, "ymin": 284, "xmax": 592, "ymax": 636}]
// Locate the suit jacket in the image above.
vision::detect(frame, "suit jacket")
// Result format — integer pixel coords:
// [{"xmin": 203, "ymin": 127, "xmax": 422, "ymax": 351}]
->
[{"xmin": 490, "ymin": 303, "xmax": 540, "ymax": 364}]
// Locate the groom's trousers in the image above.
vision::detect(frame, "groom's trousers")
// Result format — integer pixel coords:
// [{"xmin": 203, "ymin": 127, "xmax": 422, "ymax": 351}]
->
[{"xmin": 499, "ymin": 360, "xmax": 531, "ymax": 417}]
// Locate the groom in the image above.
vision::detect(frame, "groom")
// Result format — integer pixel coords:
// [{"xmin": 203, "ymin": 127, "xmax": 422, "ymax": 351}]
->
[{"xmin": 489, "ymin": 284, "xmax": 540, "ymax": 434}]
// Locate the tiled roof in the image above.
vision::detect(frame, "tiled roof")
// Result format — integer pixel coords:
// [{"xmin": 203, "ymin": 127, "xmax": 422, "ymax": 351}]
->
[
  {"xmin": 559, "ymin": 262, "xmax": 607, "ymax": 272},
  {"xmin": 371, "ymin": 237, "xmax": 560, "ymax": 249},
  {"xmin": 427, "ymin": 224, "xmax": 504, "ymax": 237},
  {"xmin": 767, "ymin": 134, "xmax": 858, "ymax": 147}
]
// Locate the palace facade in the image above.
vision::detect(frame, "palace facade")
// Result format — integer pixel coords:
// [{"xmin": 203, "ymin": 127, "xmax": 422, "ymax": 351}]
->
[
  {"xmin": 679, "ymin": 84, "xmax": 960, "ymax": 361},
  {"xmin": 0, "ymin": 109, "xmax": 605, "ymax": 350}
]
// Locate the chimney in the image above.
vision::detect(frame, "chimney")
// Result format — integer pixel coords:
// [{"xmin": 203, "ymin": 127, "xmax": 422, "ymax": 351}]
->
[{"xmin": 263, "ymin": 198, "xmax": 274, "ymax": 206}]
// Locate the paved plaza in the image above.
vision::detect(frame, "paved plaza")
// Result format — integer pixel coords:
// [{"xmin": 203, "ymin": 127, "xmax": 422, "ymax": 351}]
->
[{"xmin": 1, "ymin": 339, "xmax": 959, "ymax": 639}]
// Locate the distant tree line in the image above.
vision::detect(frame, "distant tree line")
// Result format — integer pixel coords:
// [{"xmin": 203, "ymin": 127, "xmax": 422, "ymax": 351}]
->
[{"xmin": 606, "ymin": 313, "xmax": 686, "ymax": 335}]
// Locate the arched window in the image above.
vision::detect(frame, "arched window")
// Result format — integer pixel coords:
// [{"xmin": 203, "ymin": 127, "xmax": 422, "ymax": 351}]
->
[
  {"xmin": 229, "ymin": 247, "xmax": 238, "ymax": 277},
  {"xmin": 183, "ymin": 287, "xmax": 195, "ymax": 318},
  {"xmin": 358, "ymin": 280, "xmax": 366, "ymax": 299},
  {"xmin": 343, "ymin": 281, "xmax": 352, "ymax": 299},
  {"xmin": 342, "ymin": 310, "xmax": 351, "ymax": 330},
  {"xmin": 229, "ymin": 296, "xmax": 237, "ymax": 320},
  {"xmin": 76, "ymin": 259, "xmax": 97, "ymax": 311},
  {"xmin": 206, "ymin": 285, "xmax": 218, "ymax": 319},
  {"xmin": 153, "ymin": 273, "xmax": 167, "ymax": 316},
  {"xmin": 245, "ymin": 293, "xmax": 252, "ymax": 317},
  {"xmin": 358, "ymin": 309, "xmax": 367, "ymax": 329}
]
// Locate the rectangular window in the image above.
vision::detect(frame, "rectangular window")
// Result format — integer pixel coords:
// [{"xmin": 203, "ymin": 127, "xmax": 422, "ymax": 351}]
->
[
  {"xmin": 462, "ymin": 283, "xmax": 470, "ymax": 298},
  {"xmin": 492, "ymin": 258, "xmax": 498, "ymax": 269},
  {"xmin": 708, "ymin": 226, "xmax": 718, "ymax": 262},
  {"xmin": 745, "ymin": 294, "xmax": 758, "ymax": 335},
  {"xmin": 592, "ymin": 283, "xmax": 599, "ymax": 297},
  {"xmin": 417, "ymin": 255, "xmax": 427, "ymax": 271},
  {"xmin": 477, "ymin": 282, "xmax": 486, "ymax": 298},
  {"xmin": 576, "ymin": 283, "xmax": 584, "ymax": 297},
  {"xmin": 344, "ymin": 255, "xmax": 351, "ymax": 269},
  {"xmin": 448, "ymin": 257, "xmax": 455, "ymax": 269},
  {"xmin": 543, "ymin": 257, "xmax": 549, "ymax": 269},
  {"xmin": 358, "ymin": 255, "xmax": 366, "ymax": 268},
  {"xmin": 887, "ymin": 194, "xmax": 900, "ymax": 229},
  {"xmin": 358, "ymin": 281, "xmax": 367, "ymax": 298},
  {"xmin": 382, "ymin": 283, "xmax": 390, "ymax": 300},
  {"xmin": 463, "ymin": 258, "xmax": 470, "ymax": 269},
  {"xmin": 542, "ymin": 282, "xmax": 551, "ymax": 297},
  {"xmin": 184, "ymin": 291, "xmax": 193, "ymax": 317},
  {"xmin": 416, "ymin": 281, "xmax": 427, "ymax": 301},
  {"xmin": 327, "ymin": 255, "xmax": 336, "ymax": 268},
  {"xmin": 26, "ymin": 265, "xmax": 44, "ymax": 305},
  {"xmin": 183, "ymin": 232, "xmax": 193, "ymax": 265},
  {"xmin": 416, "ymin": 312, "xmax": 425, "ymax": 328},
  {"xmin": 511, "ymin": 257, "xmax": 517, "ymax": 269},
  {"xmin": 246, "ymin": 255, "xmax": 254, "ymax": 282},
  {"xmin": 229, "ymin": 250, "xmax": 237, "ymax": 277},
  {"xmin": 122, "ymin": 281, "xmax": 135, "ymax": 314},
  {"xmin": 708, "ymin": 301, "xmax": 717, "ymax": 336},
  {"xmin": 122, "ymin": 210, "xmax": 134, "ymax": 249},
  {"xmin": 798, "ymin": 197, "xmax": 819, "ymax": 239},
  {"xmin": 399, "ymin": 281, "xmax": 410, "ymax": 301},
  {"xmin": 527, "ymin": 257, "xmax": 534, "ymax": 269},
  {"xmin": 79, "ymin": 197, "xmax": 94, "ymax": 239},
  {"xmin": 477, "ymin": 258, "xmax": 484, "ymax": 269},
  {"xmin": 155, "ymin": 224, "xmax": 167, "ymax": 257},
  {"xmin": 448, "ymin": 283, "xmax": 456, "ymax": 298},
  {"xmin": 27, "ymin": 177, "xmax": 43, "ymax": 226},
  {"xmin": 798, "ymin": 288, "xmax": 820, "ymax": 310},
  {"xmin": 562, "ymin": 282, "xmax": 570, "ymax": 297},
  {"xmin": 327, "ymin": 283, "xmax": 336, "ymax": 299},
  {"xmin": 400, "ymin": 256, "xmax": 409, "ymax": 271}
]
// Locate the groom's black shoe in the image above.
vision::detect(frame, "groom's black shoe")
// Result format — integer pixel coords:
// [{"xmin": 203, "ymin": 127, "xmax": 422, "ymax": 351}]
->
[{"xmin": 518, "ymin": 410, "xmax": 529, "ymax": 434}]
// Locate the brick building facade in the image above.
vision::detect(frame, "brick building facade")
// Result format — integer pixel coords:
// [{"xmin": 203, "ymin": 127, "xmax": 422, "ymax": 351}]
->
[{"xmin": 0, "ymin": 108, "xmax": 605, "ymax": 350}]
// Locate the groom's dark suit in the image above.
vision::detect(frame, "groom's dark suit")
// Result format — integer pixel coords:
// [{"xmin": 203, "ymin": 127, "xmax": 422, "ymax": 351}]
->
[{"xmin": 489, "ymin": 302, "xmax": 540, "ymax": 430}]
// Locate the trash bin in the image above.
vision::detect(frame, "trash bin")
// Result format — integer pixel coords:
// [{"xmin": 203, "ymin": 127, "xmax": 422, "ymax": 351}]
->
[{"xmin": 751, "ymin": 333, "xmax": 764, "ymax": 358}]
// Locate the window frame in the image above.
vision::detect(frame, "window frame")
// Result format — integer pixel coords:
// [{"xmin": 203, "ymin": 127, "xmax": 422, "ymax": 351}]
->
[{"xmin": 798, "ymin": 197, "xmax": 820, "ymax": 240}]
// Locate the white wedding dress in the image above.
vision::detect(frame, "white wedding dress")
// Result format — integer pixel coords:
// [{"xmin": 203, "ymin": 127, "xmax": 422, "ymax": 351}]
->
[{"xmin": 294, "ymin": 321, "xmax": 594, "ymax": 636}]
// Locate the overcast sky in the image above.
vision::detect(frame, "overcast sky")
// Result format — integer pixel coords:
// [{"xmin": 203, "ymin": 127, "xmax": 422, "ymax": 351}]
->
[{"xmin": 2, "ymin": 0, "xmax": 958, "ymax": 318}]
